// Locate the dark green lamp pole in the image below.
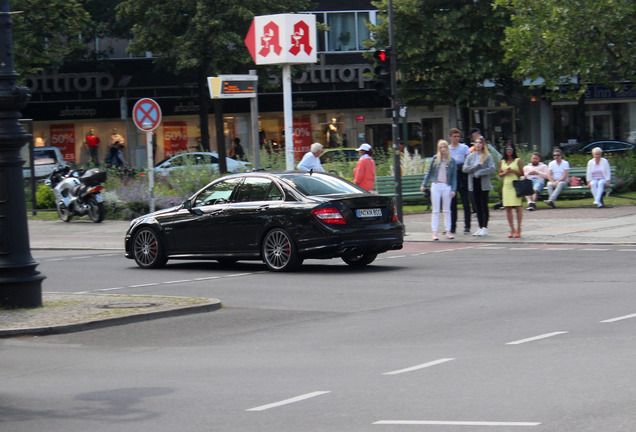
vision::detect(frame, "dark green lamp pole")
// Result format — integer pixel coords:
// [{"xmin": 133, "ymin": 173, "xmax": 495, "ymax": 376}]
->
[{"xmin": 0, "ymin": 0, "xmax": 45, "ymax": 307}]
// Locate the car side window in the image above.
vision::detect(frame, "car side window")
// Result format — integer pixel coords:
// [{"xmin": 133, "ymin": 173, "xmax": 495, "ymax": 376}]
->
[
  {"xmin": 193, "ymin": 178, "xmax": 240, "ymax": 207},
  {"xmin": 234, "ymin": 177, "xmax": 282, "ymax": 202}
]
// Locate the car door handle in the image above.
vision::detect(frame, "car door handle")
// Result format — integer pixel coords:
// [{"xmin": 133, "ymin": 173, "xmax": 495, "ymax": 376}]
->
[{"xmin": 257, "ymin": 205, "xmax": 269, "ymax": 211}]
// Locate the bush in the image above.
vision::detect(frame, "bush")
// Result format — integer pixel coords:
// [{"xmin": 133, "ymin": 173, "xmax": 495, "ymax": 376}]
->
[{"xmin": 35, "ymin": 184, "xmax": 55, "ymax": 209}]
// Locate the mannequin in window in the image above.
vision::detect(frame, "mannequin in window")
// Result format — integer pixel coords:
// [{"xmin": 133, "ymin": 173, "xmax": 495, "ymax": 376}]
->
[
  {"xmin": 85, "ymin": 128, "xmax": 100, "ymax": 165},
  {"xmin": 326, "ymin": 117, "xmax": 340, "ymax": 147}
]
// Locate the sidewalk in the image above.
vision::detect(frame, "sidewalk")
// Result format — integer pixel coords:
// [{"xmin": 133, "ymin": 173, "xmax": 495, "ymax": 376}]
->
[{"xmin": 26, "ymin": 204, "xmax": 636, "ymax": 249}]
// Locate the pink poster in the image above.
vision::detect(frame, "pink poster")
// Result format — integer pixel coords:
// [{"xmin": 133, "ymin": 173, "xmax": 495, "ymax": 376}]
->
[
  {"xmin": 293, "ymin": 116, "xmax": 312, "ymax": 161},
  {"xmin": 49, "ymin": 124, "xmax": 76, "ymax": 161},
  {"xmin": 163, "ymin": 121, "xmax": 188, "ymax": 158}
]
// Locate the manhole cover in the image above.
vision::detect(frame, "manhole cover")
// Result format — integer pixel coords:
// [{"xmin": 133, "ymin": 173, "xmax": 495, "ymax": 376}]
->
[{"xmin": 98, "ymin": 302, "xmax": 159, "ymax": 309}]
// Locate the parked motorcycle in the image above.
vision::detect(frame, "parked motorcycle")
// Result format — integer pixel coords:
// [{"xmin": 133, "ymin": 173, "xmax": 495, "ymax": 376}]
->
[{"xmin": 45, "ymin": 166, "xmax": 107, "ymax": 223}]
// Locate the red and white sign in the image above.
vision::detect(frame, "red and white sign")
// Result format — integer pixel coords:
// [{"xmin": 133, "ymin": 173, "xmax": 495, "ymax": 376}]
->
[
  {"xmin": 49, "ymin": 124, "xmax": 76, "ymax": 161},
  {"xmin": 163, "ymin": 121, "xmax": 188, "ymax": 158},
  {"xmin": 245, "ymin": 14, "xmax": 317, "ymax": 65},
  {"xmin": 293, "ymin": 116, "xmax": 312, "ymax": 160},
  {"xmin": 133, "ymin": 98, "xmax": 162, "ymax": 131}
]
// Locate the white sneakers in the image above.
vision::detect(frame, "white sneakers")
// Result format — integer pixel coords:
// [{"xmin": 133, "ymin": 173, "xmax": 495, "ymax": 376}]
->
[{"xmin": 472, "ymin": 227, "xmax": 488, "ymax": 236}]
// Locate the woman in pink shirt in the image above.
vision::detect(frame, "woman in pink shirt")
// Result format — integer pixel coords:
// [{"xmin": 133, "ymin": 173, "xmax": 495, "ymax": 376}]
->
[{"xmin": 353, "ymin": 143, "xmax": 376, "ymax": 192}]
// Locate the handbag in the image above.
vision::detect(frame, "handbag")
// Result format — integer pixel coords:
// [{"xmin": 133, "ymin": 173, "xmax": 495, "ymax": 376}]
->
[
  {"xmin": 513, "ymin": 178, "xmax": 534, "ymax": 197},
  {"xmin": 569, "ymin": 176, "xmax": 582, "ymax": 186}
]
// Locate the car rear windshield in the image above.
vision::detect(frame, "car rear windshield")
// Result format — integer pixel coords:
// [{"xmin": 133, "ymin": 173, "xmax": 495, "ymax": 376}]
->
[{"xmin": 279, "ymin": 173, "xmax": 365, "ymax": 196}]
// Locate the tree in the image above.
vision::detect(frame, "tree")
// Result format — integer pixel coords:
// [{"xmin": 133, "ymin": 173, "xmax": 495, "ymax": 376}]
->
[
  {"xmin": 11, "ymin": 0, "xmax": 90, "ymax": 77},
  {"xmin": 116, "ymin": 0, "xmax": 311, "ymax": 163},
  {"xmin": 368, "ymin": 0, "xmax": 516, "ymax": 127},
  {"xmin": 495, "ymin": 0, "xmax": 636, "ymax": 98}
]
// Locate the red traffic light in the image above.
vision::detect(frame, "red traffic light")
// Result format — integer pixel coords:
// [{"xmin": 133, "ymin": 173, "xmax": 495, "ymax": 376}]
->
[{"xmin": 373, "ymin": 49, "xmax": 388, "ymax": 63}]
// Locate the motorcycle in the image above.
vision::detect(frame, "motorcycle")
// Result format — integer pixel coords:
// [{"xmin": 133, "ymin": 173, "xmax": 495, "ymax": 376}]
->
[{"xmin": 45, "ymin": 166, "xmax": 107, "ymax": 223}]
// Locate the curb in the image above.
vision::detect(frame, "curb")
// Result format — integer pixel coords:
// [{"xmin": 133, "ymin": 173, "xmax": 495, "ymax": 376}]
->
[{"xmin": 0, "ymin": 298, "xmax": 222, "ymax": 338}]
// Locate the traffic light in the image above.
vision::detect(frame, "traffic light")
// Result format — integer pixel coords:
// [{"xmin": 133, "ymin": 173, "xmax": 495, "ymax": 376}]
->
[{"xmin": 373, "ymin": 49, "xmax": 391, "ymax": 97}]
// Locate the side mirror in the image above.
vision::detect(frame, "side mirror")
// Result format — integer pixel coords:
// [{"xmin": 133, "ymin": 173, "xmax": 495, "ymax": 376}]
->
[{"xmin": 183, "ymin": 199, "xmax": 203, "ymax": 215}]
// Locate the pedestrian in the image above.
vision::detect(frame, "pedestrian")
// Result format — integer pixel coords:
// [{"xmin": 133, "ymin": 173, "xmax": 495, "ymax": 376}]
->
[
  {"xmin": 421, "ymin": 139, "xmax": 457, "ymax": 241},
  {"xmin": 499, "ymin": 143, "xmax": 524, "ymax": 238},
  {"xmin": 353, "ymin": 143, "xmax": 376, "ymax": 191},
  {"xmin": 448, "ymin": 128, "xmax": 472, "ymax": 235},
  {"xmin": 544, "ymin": 148, "xmax": 570, "ymax": 208},
  {"xmin": 297, "ymin": 142, "xmax": 326, "ymax": 172},
  {"xmin": 230, "ymin": 137, "xmax": 246, "ymax": 160},
  {"xmin": 523, "ymin": 152, "xmax": 549, "ymax": 210},
  {"xmin": 85, "ymin": 128, "xmax": 100, "ymax": 166},
  {"xmin": 462, "ymin": 137, "xmax": 496, "ymax": 236},
  {"xmin": 586, "ymin": 147, "xmax": 611, "ymax": 207}
]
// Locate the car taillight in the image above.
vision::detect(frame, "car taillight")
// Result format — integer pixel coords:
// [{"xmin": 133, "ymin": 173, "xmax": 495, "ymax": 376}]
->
[
  {"xmin": 392, "ymin": 203, "xmax": 398, "ymax": 221},
  {"xmin": 312, "ymin": 207, "xmax": 347, "ymax": 225}
]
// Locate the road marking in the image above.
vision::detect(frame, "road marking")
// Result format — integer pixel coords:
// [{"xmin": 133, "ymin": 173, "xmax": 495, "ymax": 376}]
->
[
  {"xmin": 580, "ymin": 248, "xmax": 610, "ymax": 251},
  {"xmin": 193, "ymin": 276, "xmax": 221, "ymax": 281},
  {"xmin": 246, "ymin": 391, "xmax": 330, "ymax": 411},
  {"xmin": 373, "ymin": 420, "xmax": 541, "ymax": 426},
  {"xmin": 96, "ymin": 287, "xmax": 127, "ymax": 292},
  {"xmin": 383, "ymin": 358, "xmax": 455, "ymax": 375},
  {"xmin": 506, "ymin": 331, "xmax": 568, "ymax": 345},
  {"xmin": 164, "ymin": 279, "xmax": 193, "ymax": 284},
  {"xmin": 387, "ymin": 255, "xmax": 407, "ymax": 259},
  {"xmin": 600, "ymin": 313, "xmax": 636, "ymax": 323},
  {"xmin": 128, "ymin": 283, "xmax": 161, "ymax": 288}
]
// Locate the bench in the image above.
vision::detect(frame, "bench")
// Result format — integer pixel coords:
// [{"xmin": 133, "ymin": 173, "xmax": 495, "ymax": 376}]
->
[
  {"xmin": 376, "ymin": 174, "xmax": 430, "ymax": 208},
  {"xmin": 537, "ymin": 166, "xmax": 616, "ymax": 199}
]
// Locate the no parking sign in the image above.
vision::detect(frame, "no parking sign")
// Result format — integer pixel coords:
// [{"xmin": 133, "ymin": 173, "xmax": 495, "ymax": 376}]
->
[{"xmin": 133, "ymin": 98, "xmax": 162, "ymax": 131}]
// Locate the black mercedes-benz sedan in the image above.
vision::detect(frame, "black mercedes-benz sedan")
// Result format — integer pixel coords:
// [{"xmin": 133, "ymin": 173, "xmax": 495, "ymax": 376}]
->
[{"xmin": 125, "ymin": 171, "xmax": 404, "ymax": 272}]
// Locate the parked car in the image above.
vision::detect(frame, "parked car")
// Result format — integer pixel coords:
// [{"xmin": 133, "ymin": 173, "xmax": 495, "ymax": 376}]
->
[
  {"xmin": 125, "ymin": 171, "xmax": 404, "ymax": 271},
  {"xmin": 567, "ymin": 140, "xmax": 635, "ymax": 155},
  {"xmin": 22, "ymin": 146, "xmax": 69, "ymax": 179},
  {"xmin": 153, "ymin": 151, "xmax": 251, "ymax": 175}
]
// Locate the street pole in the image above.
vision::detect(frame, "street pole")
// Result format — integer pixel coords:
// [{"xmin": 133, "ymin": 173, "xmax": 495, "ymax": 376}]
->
[
  {"xmin": 0, "ymin": 0, "xmax": 45, "ymax": 307},
  {"xmin": 388, "ymin": 0, "xmax": 403, "ymax": 221}
]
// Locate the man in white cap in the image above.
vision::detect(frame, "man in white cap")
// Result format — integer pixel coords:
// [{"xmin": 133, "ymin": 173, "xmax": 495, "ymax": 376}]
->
[
  {"xmin": 353, "ymin": 143, "xmax": 375, "ymax": 191},
  {"xmin": 297, "ymin": 142, "xmax": 326, "ymax": 172}
]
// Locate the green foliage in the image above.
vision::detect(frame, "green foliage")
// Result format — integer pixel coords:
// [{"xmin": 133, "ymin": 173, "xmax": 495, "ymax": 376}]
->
[
  {"xmin": 259, "ymin": 149, "xmax": 287, "ymax": 171},
  {"xmin": 12, "ymin": 0, "xmax": 90, "ymax": 77},
  {"xmin": 35, "ymin": 184, "xmax": 55, "ymax": 209},
  {"xmin": 368, "ymin": 0, "xmax": 517, "ymax": 106},
  {"xmin": 494, "ymin": 0, "xmax": 636, "ymax": 99}
]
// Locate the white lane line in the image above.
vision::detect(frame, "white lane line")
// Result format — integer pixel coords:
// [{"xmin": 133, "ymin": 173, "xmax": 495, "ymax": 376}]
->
[
  {"xmin": 128, "ymin": 283, "xmax": 161, "ymax": 288},
  {"xmin": 580, "ymin": 248, "xmax": 610, "ymax": 251},
  {"xmin": 383, "ymin": 358, "xmax": 455, "ymax": 375},
  {"xmin": 545, "ymin": 248, "xmax": 573, "ymax": 251},
  {"xmin": 163, "ymin": 279, "xmax": 193, "ymax": 284},
  {"xmin": 387, "ymin": 255, "xmax": 407, "ymax": 259},
  {"xmin": 96, "ymin": 287, "xmax": 127, "ymax": 292},
  {"xmin": 246, "ymin": 391, "xmax": 330, "ymax": 412},
  {"xmin": 506, "ymin": 331, "xmax": 568, "ymax": 345},
  {"xmin": 373, "ymin": 420, "xmax": 540, "ymax": 426},
  {"xmin": 600, "ymin": 313, "xmax": 636, "ymax": 323}
]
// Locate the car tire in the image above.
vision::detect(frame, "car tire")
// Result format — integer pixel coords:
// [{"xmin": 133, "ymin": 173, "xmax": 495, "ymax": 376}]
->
[
  {"xmin": 132, "ymin": 227, "xmax": 168, "ymax": 269},
  {"xmin": 262, "ymin": 228, "xmax": 302, "ymax": 272},
  {"xmin": 342, "ymin": 252, "xmax": 378, "ymax": 267}
]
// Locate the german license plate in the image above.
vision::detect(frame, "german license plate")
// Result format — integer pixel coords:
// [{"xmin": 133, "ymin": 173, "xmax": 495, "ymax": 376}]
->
[
  {"xmin": 94, "ymin": 193, "xmax": 104, "ymax": 203},
  {"xmin": 356, "ymin": 208, "xmax": 381, "ymax": 218}
]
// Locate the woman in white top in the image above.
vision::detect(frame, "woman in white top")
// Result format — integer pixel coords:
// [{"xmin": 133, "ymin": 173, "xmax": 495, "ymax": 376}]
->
[
  {"xmin": 586, "ymin": 147, "xmax": 611, "ymax": 207},
  {"xmin": 297, "ymin": 142, "xmax": 326, "ymax": 172}
]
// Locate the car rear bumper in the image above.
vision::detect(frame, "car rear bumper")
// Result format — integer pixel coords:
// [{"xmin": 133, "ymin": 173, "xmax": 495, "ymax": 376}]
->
[{"xmin": 296, "ymin": 226, "xmax": 404, "ymax": 259}]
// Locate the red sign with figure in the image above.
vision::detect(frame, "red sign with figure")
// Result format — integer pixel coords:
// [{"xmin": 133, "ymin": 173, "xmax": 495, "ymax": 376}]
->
[
  {"xmin": 245, "ymin": 14, "xmax": 317, "ymax": 65},
  {"xmin": 163, "ymin": 121, "xmax": 188, "ymax": 158},
  {"xmin": 49, "ymin": 124, "xmax": 76, "ymax": 161}
]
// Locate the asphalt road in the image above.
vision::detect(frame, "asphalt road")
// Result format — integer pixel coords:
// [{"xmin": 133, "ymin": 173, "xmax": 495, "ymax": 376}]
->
[{"xmin": 2, "ymin": 244, "xmax": 636, "ymax": 431}]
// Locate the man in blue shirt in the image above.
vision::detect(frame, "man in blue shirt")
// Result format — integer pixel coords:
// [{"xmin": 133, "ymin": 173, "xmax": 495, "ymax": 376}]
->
[{"xmin": 448, "ymin": 128, "xmax": 472, "ymax": 234}]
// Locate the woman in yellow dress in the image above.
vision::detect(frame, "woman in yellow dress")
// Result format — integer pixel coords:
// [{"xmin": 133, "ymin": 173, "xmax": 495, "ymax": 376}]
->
[{"xmin": 498, "ymin": 143, "xmax": 524, "ymax": 238}]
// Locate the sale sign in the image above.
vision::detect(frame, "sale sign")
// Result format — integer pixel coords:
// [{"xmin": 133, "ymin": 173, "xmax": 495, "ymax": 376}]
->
[
  {"xmin": 163, "ymin": 121, "xmax": 188, "ymax": 158},
  {"xmin": 293, "ymin": 116, "xmax": 312, "ymax": 160},
  {"xmin": 49, "ymin": 124, "xmax": 76, "ymax": 161},
  {"xmin": 245, "ymin": 14, "xmax": 317, "ymax": 65}
]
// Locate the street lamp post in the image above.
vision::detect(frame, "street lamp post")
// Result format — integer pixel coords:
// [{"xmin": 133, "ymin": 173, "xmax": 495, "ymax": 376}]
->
[{"xmin": 0, "ymin": 0, "xmax": 45, "ymax": 307}]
